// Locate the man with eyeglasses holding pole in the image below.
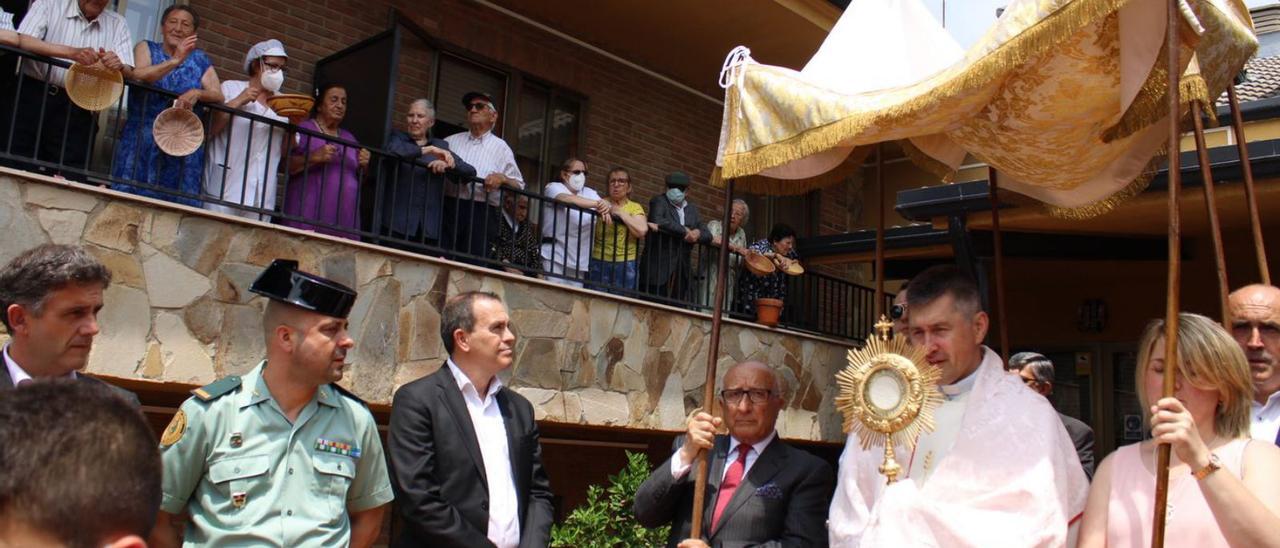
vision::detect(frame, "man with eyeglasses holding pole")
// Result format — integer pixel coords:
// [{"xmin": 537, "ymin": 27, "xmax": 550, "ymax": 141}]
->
[
  {"xmin": 443, "ymin": 91, "xmax": 524, "ymax": 263},
  {"xmin": 634, "ymin": 361, "xmax": 835, "ymax": 547}
]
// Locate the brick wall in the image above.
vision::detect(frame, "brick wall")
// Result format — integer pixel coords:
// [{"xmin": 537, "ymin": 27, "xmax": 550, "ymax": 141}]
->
[{"xmin": 186, "ymin": 0, "xmax": 855, "ymax": 264}]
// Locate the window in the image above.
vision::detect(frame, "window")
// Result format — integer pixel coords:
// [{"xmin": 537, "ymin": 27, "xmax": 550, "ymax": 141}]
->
[
  {"xmin": 432, "ymin": 53, "xmax": 508, "ymax": 139},
  {"xmin": 430, "ymin": 51, "xmax": 584, "ymax": 191},
  {"xmin": 115, "ymin": 0, "xmax": 174, "ymax": 44}
]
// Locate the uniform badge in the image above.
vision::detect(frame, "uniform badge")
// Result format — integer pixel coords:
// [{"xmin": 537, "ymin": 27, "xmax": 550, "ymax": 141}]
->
[
  {"xmin": 230, "ymin": 432, "xmax": 243, "ymax": 448},
  {"xmin": 315, "ymin": 437, "xmax": 361, "ymax": 458},
  {"xmin": 160, "ymin": 409, "xmax": 186, "ymax": 448},
  {"xmin": 231, "ymin": 492, "xmax": 247, "ymax": 509}
]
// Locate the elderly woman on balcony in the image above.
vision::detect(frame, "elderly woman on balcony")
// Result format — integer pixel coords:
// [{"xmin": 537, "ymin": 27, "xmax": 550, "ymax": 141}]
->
[
  {"xmin": 285, "ymin": 82, "xmax": 370, "ymax": 239},
  {"xmin": 112, "ymin": 5, "xmax": 222, "ymax": 207},
  {"xmin": 699, "ymin": 198, "xmax": 749, "ymax": 308},
  {"xmin": 203, "ymin": 39, "xmax": 289, "ymax": 222},
  {"xmin": 378, "ymin": 98, "xmax": 475, "ymax": 251},
  {"xmin": 735, "ymin": 223, "xmax": 799, "ymax": 317}
]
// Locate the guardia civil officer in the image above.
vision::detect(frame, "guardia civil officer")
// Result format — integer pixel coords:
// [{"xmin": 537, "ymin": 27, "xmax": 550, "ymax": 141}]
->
[{"xmin": 150, "ymin": 259, "xmax": 393, "ymax": 547}]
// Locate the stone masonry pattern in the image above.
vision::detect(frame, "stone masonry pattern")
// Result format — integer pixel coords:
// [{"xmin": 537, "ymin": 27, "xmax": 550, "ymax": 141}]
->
[{"xmin": 0, "ymin": 173, "xmax": 852, "ymax": 442}]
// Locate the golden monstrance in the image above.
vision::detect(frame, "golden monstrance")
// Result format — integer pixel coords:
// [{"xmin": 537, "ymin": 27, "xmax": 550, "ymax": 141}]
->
[{"xmin": 834, "ymin": 317, "xmax": 942, "ymax": 483}]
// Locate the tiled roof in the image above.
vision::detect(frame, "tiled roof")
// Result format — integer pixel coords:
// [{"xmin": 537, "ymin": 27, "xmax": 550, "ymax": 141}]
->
[{"xmin": 1216, "ymin": 55, "xmax": 1280, "ymax": 106}]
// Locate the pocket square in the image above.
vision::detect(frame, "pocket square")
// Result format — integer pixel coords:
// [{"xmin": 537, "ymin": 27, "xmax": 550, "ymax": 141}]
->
[{"xmin": 754, "ymin": 482, "xmax": 783, "ymax": 499}]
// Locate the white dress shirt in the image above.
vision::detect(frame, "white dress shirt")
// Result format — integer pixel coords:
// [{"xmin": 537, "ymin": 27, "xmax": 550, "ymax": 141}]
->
[
  {"xmin": 540, "ymin": 182, "xmax": 600, "ymax": 276},
  {"xmin": 907, "ymin": 368, "xmax": 979, "ymax": 486},
  {"xmin": 4, "ymin": 344, "xmax": 76, "ymax": 385},
  {"xmin": 18, "ymin": 0, "xmax": 134, "ymax": 85},
  {"xmin": 669, "ymin": 431, "xmax": 777, "ymax": 481},
  {"xmin": 446, "ymin": 359, "xmax": 520, "ymax": 548},
  {"xmin": 443, "ymin": 130, "xmax": 524, "ymax": 207},
  {"xmin": 1251, "ymin": 390, "xmax": 1280, "ymax": 443}
]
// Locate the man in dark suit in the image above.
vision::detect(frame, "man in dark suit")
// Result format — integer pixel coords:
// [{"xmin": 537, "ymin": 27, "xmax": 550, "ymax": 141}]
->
[
  {"xmin": 634, "ymin": 361, "xmax": 835, "ymax": 547},
  {"xmin": 640, "ymin": 171, "xmax": 712, "ymax": 302},
  {"xmin": 388, "ymin": 291, "xmax": 554, "ymax": 547},
  {"xmin": 1009, "ymin": 352, "xmax": 1095, "ymax": 479},
  {"xmin": 0, "ymin": 244, "xmax": 137, "ymax": 405}
]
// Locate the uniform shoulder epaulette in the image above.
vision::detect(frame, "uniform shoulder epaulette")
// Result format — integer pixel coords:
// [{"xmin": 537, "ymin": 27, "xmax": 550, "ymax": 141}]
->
[
  {"xmin": 330, "ymin": 383, "xmax": 367, "ymax": 406},
  {"xmin": 191, "ymin": 376, "xmax": 242, "ymax": 401}
]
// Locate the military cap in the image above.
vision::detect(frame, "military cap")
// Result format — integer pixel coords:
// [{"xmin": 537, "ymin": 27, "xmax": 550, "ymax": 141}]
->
[{"xmin": 249, "ymin": 259, "xmax": 356, "ymax": 319}]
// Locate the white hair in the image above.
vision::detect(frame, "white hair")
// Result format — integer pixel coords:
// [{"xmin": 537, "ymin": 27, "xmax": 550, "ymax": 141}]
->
[{"xmin": 410, "ymin": 98, "xmax": 435, "ymax": 119}]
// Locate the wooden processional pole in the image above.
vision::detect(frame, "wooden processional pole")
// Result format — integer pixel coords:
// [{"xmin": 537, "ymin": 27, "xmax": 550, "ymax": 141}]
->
[
  {"xmin": 1189, "ymin": 99, "xmax": 1231, "ymax": 326},
  {"xmin": 1152, "ymin": 0, "xmax": 1182, "ymax": 544},
  {"xmin": 690, "ymin": 178, "xmax": 737, "ymax": 539},
  {"xmin": 988, "ymin": 167, "xmax": 1010, "ymax": 362},
  {"xmin": 875, "ymin": 144, "xmax": 886, "ymax": 318},
  {"xmin": 1226, "ymin": 85, "xmax": 1272, "ymax": 285}
]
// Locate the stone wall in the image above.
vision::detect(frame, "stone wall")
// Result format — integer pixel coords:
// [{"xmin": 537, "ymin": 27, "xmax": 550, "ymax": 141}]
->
[{"xmin": 0, "ymin": 171, "xmax": 854, "ymax": 442}]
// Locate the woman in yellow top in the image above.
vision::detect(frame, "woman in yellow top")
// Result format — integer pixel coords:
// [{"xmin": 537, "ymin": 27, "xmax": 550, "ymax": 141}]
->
[{"xmin": 588, "ymin": 167, "xmax": 648, "ymax": 293}]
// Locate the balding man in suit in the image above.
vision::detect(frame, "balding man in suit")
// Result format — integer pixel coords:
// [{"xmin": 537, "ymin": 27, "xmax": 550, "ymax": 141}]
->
[{"xmin": 634, "ymin": 361, "xmax": 835, "ymax": 547}]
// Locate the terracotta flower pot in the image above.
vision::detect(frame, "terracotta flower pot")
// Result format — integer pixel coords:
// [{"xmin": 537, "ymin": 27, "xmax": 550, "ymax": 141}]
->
[{"xmin": 755, "ymin": 298, "xmax": 783, "ymax": 327}]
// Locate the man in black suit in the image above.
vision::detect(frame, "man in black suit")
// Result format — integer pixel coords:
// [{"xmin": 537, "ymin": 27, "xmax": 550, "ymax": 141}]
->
[
  {"xmin": 388, "ymin": 291, "xmax": 554, "ymax": 547},
  {"xmin": 640, "ymin": 171, "xmax": 712, "ymax": 302},
  {"xmin": 1009, "ymin": 352, "xmax": 1095, "ymax": 479},
  {"xmin": 0, "ymin": 244, "xmax": 137, "ymax": 405},
  {"xmin": 634, "ymin": 361, "xmax": 835, "ymax": 547}
]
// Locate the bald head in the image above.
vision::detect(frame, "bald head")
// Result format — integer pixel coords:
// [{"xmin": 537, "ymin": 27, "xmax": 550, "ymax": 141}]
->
[{"xmin": 1228, "ymin": 284, "xmax": 1280, "ymax": 403}]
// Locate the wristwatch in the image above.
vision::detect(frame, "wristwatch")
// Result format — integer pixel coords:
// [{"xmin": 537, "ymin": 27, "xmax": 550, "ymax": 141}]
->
[{"xmin": 1192, "ymin": 453, "xmax": 1222, "ymax": 480}]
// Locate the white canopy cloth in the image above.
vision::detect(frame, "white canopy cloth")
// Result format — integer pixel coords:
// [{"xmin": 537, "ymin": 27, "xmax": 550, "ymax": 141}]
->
[{"xmin": 713, "ymin": 0, "xmax": 1257, "ymax": 217}]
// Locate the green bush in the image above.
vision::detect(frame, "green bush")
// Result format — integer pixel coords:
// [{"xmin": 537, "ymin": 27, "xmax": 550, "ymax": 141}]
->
[{"xmin": 550, "ymin": 450, "xmax": 670, "ymax": 547}]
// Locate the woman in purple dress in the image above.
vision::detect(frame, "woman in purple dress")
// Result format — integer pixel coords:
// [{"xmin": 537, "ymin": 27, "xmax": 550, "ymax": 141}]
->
[{"xmin": 284, "ymin": 83, "xmax": 369, "ymax": 239}]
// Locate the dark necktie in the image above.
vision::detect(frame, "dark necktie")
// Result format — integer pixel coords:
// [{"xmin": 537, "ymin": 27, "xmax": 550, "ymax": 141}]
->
[{"xmin": 711, "ymin": 444, "xmax": 752, "ymax": 530}]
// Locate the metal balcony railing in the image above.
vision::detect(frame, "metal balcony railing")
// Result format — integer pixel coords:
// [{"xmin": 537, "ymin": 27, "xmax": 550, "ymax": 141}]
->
[{"xmin": 0, "ymin": 44, "xmax": 884, "ymax": 341}]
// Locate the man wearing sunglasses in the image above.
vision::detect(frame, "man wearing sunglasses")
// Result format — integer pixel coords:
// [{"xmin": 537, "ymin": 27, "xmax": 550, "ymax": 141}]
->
[
  {"xmin": 635, "ymin": 361, "xmax": 835, "ymax": 547},
  {"xmin": 443, "ymin": 91, "xmax": 525, "ymax": 263}
]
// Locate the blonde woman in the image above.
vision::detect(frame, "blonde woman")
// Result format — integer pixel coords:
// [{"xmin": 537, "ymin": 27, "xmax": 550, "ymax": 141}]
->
[{"xmin": 1079, "ymin": 313, "xmax": 1280, "ymax": 548}]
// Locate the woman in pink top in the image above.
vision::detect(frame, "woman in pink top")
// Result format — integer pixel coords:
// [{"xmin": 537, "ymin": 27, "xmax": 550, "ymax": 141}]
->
[{"xmin": 1079, "ymin": 313, "xmax": 1280, "ymax": 547}]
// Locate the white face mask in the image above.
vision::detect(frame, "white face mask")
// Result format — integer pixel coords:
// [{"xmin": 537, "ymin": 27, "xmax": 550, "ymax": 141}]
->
[
  {"xmin": 260, "ymin": 68, "xmax": 284, "ymax": 93},
  {"xmin": 567, "ymin": 172, "xmax": 586, "ymax": 192}
]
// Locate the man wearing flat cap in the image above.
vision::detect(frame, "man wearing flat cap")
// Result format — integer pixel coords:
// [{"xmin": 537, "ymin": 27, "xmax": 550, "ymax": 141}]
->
[
  {"xmin": 640, "ymin": 171, "xmax": 712, "ymax": 302},
  {"xmin": 443, "ymin": 91, "xmax": 525, "ymax": 262},
  {"xmin": 150, "ymin": 260, "xmax": 394, "ymax": 547}
]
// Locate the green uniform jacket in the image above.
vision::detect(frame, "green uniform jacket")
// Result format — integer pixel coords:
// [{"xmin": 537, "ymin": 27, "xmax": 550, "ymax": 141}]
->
[{"xmin": 159, "ymin": 361, "xmax": 394, "ymax": 546}]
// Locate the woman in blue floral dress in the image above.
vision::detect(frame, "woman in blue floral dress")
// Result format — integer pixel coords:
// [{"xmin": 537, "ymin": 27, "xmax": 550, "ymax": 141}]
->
[{"xmin": 113, "ymin": 6, "xmax": 222, "ymax": 207}]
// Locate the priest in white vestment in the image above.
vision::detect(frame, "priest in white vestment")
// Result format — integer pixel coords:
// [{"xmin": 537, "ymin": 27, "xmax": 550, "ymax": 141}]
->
[{"xmin": 829, "ymin": 265, "xmax": 1089, "ymax": 547}]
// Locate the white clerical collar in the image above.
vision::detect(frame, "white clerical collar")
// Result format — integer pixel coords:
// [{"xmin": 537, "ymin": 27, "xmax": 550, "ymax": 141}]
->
[
  {"xmin": 939, "ymin": 366, "xmax": 980, "ymax": 399},
  {"xmin": 728, "ymin": 430, "xmax": 776, "ymax": 457},
  {"xmin": 3, "ymin": 344, "xmax": 76, "ymax": 385}
]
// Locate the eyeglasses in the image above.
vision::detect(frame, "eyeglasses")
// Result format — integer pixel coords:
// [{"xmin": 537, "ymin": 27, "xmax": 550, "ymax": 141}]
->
[
  {"xmin": 608, "ymin": 178, "xmax": 630, "ymax": 185},
  {"xmin": 567, "ymin": 169, "xmax": 587, "ymax": 176},
  {"xmin": 890, "ymin": 303, "xmax": 907, "ymax": 320},
  {"xmin": 466, "ymin": 102, "xmax": 490, "ymax": 112},
  {"xmin": 262, "ymin": 61, "xmax": 286, "ymax": 71},
  {"xmin": 720, "ymin": 388, "xmax": 774, "ymax": 405}
]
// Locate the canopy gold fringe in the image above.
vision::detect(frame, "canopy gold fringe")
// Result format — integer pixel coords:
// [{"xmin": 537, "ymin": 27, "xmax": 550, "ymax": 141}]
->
[
  {"xmin": 1045, "ymin": 150, "xmax": 1164, "ymax": 219},
  {"xmin": 719, "ymin": 0, "xmax": 1130, "ymax": 183}
]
